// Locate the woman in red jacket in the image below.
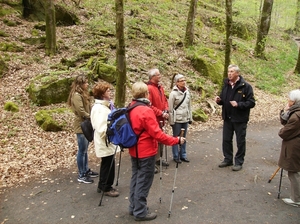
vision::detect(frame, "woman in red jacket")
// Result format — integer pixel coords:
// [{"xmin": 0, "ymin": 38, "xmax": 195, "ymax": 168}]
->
[{"xmin": 128, "ymin": 81, "xmax": 185, "ymax": 221}]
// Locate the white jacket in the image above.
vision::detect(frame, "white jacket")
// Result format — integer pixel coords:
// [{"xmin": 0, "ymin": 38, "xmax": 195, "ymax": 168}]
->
[
  {"xmin": 168, "ymin": 85, "xmax": 192, "ymax": 125},
  {"xmin": 91, "ymin": 99, "xmax": 119, "ymax": 158}
]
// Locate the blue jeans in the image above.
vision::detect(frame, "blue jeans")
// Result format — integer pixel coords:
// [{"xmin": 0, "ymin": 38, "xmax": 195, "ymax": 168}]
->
[
  {"xmin": 171, "ymin": 122, "xmax": 188, "ymax": 160},
  {"xmin": 76, "ymin": 133, "xmax": 89, "ymax": 177}
]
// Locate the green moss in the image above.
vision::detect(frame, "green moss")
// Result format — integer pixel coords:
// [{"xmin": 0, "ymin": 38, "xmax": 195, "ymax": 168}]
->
[
  {"xmin": 0, "ymin": 30, "xmax": 8, "ymax": 37},
  {"xmin": 192, "ymin": 108, "xmax": 209, "ymax": 122},
  {"xmin": 4, "ymin": 101, "xmax": 19, "ymax": 112},
  {"xmin": 3, "ymin": 19, "xmax": 18, "ymax": 27},
  {"xmin": 0, "ymin": 56, "xmax": 8, "ymax": 78},
  {"xmin": 0, "ymin": 42, "xmax": 24, "ymax": 52},
  {"xmin": 35, "ymin": 108, "xmax": 69, "ymax": 132}
]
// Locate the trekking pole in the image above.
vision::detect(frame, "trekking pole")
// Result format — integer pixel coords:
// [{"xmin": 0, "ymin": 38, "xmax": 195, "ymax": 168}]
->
[
  {"xmin": 164, "ymin": 120, "xmax": 168, "ymax": 168},
  {"xmin": 159, "ymin": 121, "xmax": 164, "ymax": 203},
  {"xmin": 268, "ymin": 167, "xmax": 280, "ymax": 183},
  {"xmin": 277, "ymin": 168, "xmax": 283, "ymax": 199},
  {"xmin": 168, "ymin": 128, "xmax": 185, "ymax": 218},
  {"xmin": 115, "ymin": 146, "xmax": 124, "ymax": 186},
  {"xmin": 99, "ymin": 145, "xmax": 118, "ymax": 206}
]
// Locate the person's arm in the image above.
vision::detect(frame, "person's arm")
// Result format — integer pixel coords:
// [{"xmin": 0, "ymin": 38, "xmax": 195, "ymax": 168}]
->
[
  {"xmin": 236, "ymin": 84, "xmax": 255, "ymax": 109},
  {"xmin": 73, "ymin": 93, "xmax": 90, "ymax": 118},
  {"xmin": 168, "ymin": 92, "xmax": 175, "ymax": 125},
  {"xmin": 279, "ymin": 113, "xmax": 300, "ymax": 141}
]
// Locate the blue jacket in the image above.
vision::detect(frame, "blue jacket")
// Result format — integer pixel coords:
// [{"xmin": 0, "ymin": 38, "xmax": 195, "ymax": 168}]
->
[{"xmin": 217, "ymin": 75, "xmax": 255, "ymax": 122}]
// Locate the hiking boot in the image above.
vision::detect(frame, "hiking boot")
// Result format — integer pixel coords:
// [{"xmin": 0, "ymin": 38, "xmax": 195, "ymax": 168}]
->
[
  {"xmin": 78, "ymin": 175, "xmax": 94, "ymax": 184},
  {"xmin": 232, "ymin": 165, "xmax": 242, "ymax": 171},
  {"xmin": 218, "ymin": 161, "xmax": 233, "ymax": 168},
  {"xmin": 134, "ymin": 212, "xmax": 157, "ymax": 221},
  {"xmin": 104, "ymin": 188, "xmax": 119, "ymax": 197},
  {"xmin": 156, "ymin": 160, "xmax": 169, "ymax": 167},
  {"xmin": 181, "ymin": 158, "xmax": 190, "ymax": 163},
  {"xmin": 86, "ymin": 169, "xmax": 98, "ymax": 178}
]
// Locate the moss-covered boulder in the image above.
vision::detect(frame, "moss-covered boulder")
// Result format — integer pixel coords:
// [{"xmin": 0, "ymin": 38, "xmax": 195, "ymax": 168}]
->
[
  {"xmin": 87, "ymin": 57, "xmax": 116, "ymax": 83},
  {"xmin": 192, "ymin": 108, "xmax": 209, "ymax": 122},
  {"xmin": 26, "ymin": 71, "xmax": 74, "ymax": 106},
  {"xmin": 0, "ymin": 56, "xmax": 8, "ymax": 78},
  {"xmin": 35, "ymin": 108, "xmax": 69, "ymax": 131},
  {"xmin": 4, "ymin": 101, "xmax": 19, "ymax": 112},
  {"xmin": 188, "ymin": 47, "xmax": 223, "ymax": 87}
]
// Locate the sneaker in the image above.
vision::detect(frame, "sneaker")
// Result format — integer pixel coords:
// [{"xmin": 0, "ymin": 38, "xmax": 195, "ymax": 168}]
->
[
  {"xmin": 218, "ymin": 161, "xmax": 233, "ymax": 168},
  {"xmin": 134, "ymin": 212, "xmax": 157, "ymax": 221},
  {"xmin": 78, "ymin": 175, "xmax": 94, "ymax": 184},
  {"xmin": 155, "ymin": 160, "xmax": 169, "ymax": 167},
  {"xmin": 86, "ymin": 169, "xmax": 98, "ymax": 178},
  {"xmin": 104, "ymin": 188, "xmax": 119, "ymax": 197},
  {"xmin": 173, "ymin": 159, "xmax": 182, "ymax": 164},
  {"xmin": 282, "ymin": 198, "xmax": 300, "ymax": 207},
  {"xmin": 232, "ymin": 165, "xmax": 242, "ymax": 171}
]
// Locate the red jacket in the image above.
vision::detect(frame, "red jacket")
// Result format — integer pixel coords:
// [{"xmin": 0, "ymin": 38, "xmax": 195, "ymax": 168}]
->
[
  {"xmin": 147, "ymin": 82, "xmax": 169, "ymax": 122},
  {"xmin": 128, "ymin": 101, "xmax": 179, "ymax": 159}
]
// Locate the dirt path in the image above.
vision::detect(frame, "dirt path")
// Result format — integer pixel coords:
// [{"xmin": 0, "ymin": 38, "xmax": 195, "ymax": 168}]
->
[{"xmin": 1, "ymin": 120, "xmax": 299, "ymax": 224}]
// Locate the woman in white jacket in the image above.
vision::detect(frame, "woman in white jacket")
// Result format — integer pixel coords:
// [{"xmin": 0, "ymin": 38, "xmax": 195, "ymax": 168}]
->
[
  {"xmin": 91, "ymin": 81, "xmax": 120, "ymax": 197},
  {"xmin": 168, "ymin": 74, "xmax": 193, "ymax": 163}
]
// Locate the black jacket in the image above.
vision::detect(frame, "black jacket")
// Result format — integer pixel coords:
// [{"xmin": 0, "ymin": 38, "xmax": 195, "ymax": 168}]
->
[{"xmin": 217, "ymin": 75, "xmax": 255, "ymax": 122}]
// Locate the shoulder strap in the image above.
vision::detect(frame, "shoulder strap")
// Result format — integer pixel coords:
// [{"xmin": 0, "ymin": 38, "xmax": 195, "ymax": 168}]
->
[{"xmin": 174, "ymin": 92, "xmax": 187, "ymax": 111}]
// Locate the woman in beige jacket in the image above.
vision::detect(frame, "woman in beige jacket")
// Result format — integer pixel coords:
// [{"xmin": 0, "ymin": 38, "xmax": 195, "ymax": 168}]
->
[{"xmin": 67, "ymin": 74, "xmax": 98, "ymax": 184}]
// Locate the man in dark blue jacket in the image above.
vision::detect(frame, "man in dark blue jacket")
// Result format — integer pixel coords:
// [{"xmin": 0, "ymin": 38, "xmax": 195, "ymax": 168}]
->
[{"xmin": 215, "ymin": 64, "xmax": 255, "ymax": 171}]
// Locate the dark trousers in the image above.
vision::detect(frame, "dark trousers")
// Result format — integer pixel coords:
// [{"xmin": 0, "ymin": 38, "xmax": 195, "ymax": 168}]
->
[
  {"xmin": 222, "ymin": 119, "xmax": 247, "ymax": 165},
  {"xmin": 98, "ymin": 154, "xmax": 115, "ymax": 192},
  {"xmin": 129, "ymin": 155, "xmax": 155, "ymax": 218}
]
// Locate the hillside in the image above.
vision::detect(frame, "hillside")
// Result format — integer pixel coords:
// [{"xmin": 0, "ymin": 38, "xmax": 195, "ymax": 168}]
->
[{"xmin": 0, "ymin": 0, "xmax": 295, "ymax": 190}]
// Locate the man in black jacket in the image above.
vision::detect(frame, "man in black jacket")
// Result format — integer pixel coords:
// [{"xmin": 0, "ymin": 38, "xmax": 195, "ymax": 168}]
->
[{"xmin": 215, "ymin": 65, "xmax": 255, "ymax": 171}]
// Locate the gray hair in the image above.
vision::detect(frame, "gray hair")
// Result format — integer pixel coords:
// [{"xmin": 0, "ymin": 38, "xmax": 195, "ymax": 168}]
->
[
  {"xmin": 228, "ymin": 64, "xmax": 240, "ymax": 73},
  {"xmin": 148, "ymin": 68, "xmax": 159, "ymax": 80},
  {"xmin": 289, "ymin": 89, "xmax": 300, "ymax": 103},
  {"xmin": 174, "ymin": 74, "xmax": 184, "ymax": 83}
]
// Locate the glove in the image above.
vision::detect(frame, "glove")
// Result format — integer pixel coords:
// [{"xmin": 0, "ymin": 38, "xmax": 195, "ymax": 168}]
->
[{"xmin": 188, "ymin": 121, "xmax": 192, "ymax": 124}]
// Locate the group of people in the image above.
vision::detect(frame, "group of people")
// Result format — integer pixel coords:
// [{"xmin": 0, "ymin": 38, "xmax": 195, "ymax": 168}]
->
[{"xmin": 67, "ymin": 64, "xmax": 300, "ymax": 222}]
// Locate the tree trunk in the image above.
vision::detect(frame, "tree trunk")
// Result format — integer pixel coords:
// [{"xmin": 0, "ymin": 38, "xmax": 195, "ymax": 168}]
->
[
  {"xmin": 115, "ymin": 0, "xmax": 126, "ymax": 108},
  {"xmin": 22, "ymin": 0, "xmax": 31, "ymax": 18},
  {"xmin": 45, "ymin": 0, "xmax": 56, "ymax": 56},
  {"xmin": 294, "ymin": 47, "xmax": 300, "ymax": 74},
  {"xmin": 184, "ymin": 0, "xmax": 198, "ymax": 47},
  {"xmin": 223, "ymin": 0, "xmax": 232, "ymax": 78},
  {"xmin": 295, "ymin": 0, "xmax": 300, "ymax": 33},
  {"xmin": 254, "ymin": 0, "xmax": 273, "ymax": 59}
]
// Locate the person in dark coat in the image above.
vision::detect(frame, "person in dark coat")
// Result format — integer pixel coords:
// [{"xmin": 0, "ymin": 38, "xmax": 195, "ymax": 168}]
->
[
  {"xmin": 278, "ymin": 89, "xmax": 300, "ymax": 207},
  {"xmin": 215, "ymin": 64, "xmax": 255, "ymax": 171}
]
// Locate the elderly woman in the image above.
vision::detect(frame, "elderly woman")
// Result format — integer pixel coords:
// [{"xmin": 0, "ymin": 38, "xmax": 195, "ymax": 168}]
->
[
  {"xmin": 67, "ymin": 73, "xmax": 98, "ymax": 184},
  {"xmin": 278, "ymin": 89, "xmax": 300, "ymax": 207},
  {"xmin": 91, "ymin": 81, "xmax": 119, "ymax": 197},
  {"xmin": 128, "ymin": 81, "xmax": 185, "ymax": 221},
  {"xmin": 168, "ymin": 74, "xmax": 193, "ymax": 163}
]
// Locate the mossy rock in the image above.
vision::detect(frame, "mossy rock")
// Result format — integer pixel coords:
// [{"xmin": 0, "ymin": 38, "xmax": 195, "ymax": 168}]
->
[
  {"xmin": 4, "ymin": 101, "xmax": 19, "ymax": 112},
  {"xmin": 0, "ymin": 56, "xmax": 8, "ymax": 78},
  {"xmin": 26, "ymin": 72, "xmax": 74, "ymax": 106},
  {"xmin": 188, "ymin": 47, "xmax": 223, "ymax": 87},
  {"xmin": 87, "ymin": 57, "xmax": 116, "ymax": 83},
  {"xmin": 192, "ymin": 108, "xmax": 209, "ymax": 122},
  {"xmin": 232, "ymin": 19, "xmax": 256, "ymax": 40},
  {"xmin": 35, "ymin": 108, "xmax": 69, "ymax": 132},
  {"xmin": 21, "ymin": 36, "xmax": 46, "ymax": 45}
]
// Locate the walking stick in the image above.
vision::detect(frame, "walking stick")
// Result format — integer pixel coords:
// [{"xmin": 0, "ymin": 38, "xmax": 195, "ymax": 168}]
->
[
  {"xmin": 99, "ymin": 145, "xmax": 118, "ymax": 206},
  {"xmin": 277, "ymin": 168, "xmax": 283, "ymax": 199},
  {"xmin": 268, "ymin": 167, "xmax": 280, "ymax": 183},
  {"xmin": 115, "ymin": 147, "xmax": 124, "ymax": 186},
  {"xmin": 159, "ymin": 121, "xmax": 164, "ymax": 203},
  {"xmin": 168, "ymin": 128, "xmax": 185, "ymax": 218}
]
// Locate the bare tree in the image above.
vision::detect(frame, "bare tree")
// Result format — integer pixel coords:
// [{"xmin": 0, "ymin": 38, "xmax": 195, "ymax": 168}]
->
[
  {"xmin": 115, "ymin": 0, "xmax": 126, "ymax": 108},
  {"xmin": 185, "ymin": 0, "xmax": 198, "ymax": 47},
  {"xmin": 254, "ymin": 0, "xmax": 273, "ymax": 59},
  {"xmin": 223, "ymin": 0, "xmax": 232, "ymax": 78},
  {"xmin": 295, "ymin": 0, "xmax": 300, "ymax": 32},
  {"xmin": 45, "ymin": 0, "xmax": 56, "ymax": 56}
]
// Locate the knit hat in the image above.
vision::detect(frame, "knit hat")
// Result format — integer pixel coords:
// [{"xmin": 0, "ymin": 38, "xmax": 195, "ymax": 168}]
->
[{"xmin": 174, "ymin": 74, "xmax": 184, "ymax": 82}]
